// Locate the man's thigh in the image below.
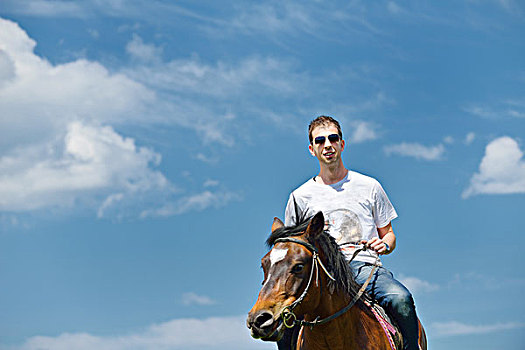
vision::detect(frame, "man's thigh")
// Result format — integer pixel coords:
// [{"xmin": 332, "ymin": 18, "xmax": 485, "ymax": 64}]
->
[{"xmin": 350, "ymin": 261, "xmax": 410, "ymax": 303}]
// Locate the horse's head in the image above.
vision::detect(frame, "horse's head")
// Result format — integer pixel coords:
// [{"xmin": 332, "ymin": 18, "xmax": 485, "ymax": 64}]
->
[{"xmin": 246, "ymin": 212, "xmax": 326, "ymax": 341}]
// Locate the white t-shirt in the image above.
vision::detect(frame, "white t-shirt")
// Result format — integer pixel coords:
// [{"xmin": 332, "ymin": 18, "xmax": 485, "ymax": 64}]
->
[{"xmin": 284, "ymin": 170, "xmax": 397, "ymax": 264}]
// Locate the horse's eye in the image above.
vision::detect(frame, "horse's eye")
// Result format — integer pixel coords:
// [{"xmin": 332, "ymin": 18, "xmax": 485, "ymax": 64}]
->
[{"xmin": 292, "ymin": 264, "xmax": 304, "ymax": 274}]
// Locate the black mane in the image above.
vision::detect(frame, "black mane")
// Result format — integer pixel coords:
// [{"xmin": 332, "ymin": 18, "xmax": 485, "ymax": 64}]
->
[
  {"xmin": 267, "ymin": 217, "xmax": 362, "ymax": 297},
  {"xmin": 266, "ymin": 219, "xmax": 310, "ymax": 247}
]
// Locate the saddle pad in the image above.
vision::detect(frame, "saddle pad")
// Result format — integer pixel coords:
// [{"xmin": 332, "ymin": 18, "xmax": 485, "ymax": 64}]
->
[{"xmin": 363, "ymin": 299, "xmax": 400, "ymax": 350}]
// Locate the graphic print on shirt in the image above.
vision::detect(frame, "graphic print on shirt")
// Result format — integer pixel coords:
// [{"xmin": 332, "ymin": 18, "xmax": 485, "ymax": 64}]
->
[{"xmin": 324, "ymin": 208, "xmax": 362, "ymax": 245}]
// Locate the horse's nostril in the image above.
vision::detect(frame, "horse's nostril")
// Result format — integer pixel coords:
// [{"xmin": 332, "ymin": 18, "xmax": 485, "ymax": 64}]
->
[{"xmin": 254, "ymin": 311, "xmax": 274, "ymax": 329}]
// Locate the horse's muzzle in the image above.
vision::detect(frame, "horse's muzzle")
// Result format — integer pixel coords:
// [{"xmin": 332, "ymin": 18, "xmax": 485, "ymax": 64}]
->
[{"xmin": 246, "ymin": 309, "xmax": 285, "ymax": 341}]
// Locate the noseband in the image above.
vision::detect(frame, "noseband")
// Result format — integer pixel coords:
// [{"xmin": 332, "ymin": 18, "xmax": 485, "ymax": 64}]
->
[{"xmin": 273, "ymin": 237, "xmax": 378, "ymax": 329}]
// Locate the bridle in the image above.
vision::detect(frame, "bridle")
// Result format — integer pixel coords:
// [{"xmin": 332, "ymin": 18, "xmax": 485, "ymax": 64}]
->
[{"xmin": 274, "ymin": 237, "xmax": 379, "ymax": 329}]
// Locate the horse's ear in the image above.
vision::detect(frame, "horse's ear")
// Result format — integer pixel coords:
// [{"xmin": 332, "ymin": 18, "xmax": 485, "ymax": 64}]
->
[
  {"xmin": 271, "ymin": 217, "xmax": 284, "ymax": 232},
  {"xmin": 305, "ymin": 212, "xmax": 324, "ymax": 239}
]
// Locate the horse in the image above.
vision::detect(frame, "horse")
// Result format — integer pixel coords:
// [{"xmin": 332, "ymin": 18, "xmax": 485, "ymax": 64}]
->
[{"xmin": 246, "ymin": 212, "xmax": 427, "ymax": 350}]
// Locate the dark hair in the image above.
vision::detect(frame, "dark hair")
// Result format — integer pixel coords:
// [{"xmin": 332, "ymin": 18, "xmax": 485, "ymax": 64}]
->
[{"xmin": 308, "ymin": 116, "xmax": 343, "ymax": 144}]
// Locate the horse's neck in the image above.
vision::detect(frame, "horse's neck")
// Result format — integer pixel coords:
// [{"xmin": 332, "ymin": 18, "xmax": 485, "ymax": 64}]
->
[
  {"xmin": 307, "ymin": 288, "xmax": 366, "ymax": 325},
  {"xmin": 300, "ymin": 291, "xmax": 390, "ymax": 350}
]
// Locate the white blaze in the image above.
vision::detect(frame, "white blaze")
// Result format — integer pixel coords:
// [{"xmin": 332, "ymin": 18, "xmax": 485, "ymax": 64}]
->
[
  {"xmin": 270, "ymin": 248, "xmax": 288, "ymax": 266},
  {"xmin": 263, "ymin": 273, "xmax": 272, "ymax": 287}
]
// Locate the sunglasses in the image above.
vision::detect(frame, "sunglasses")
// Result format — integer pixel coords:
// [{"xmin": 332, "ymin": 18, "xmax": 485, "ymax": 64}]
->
[{"xmin": 313, "ymin": 134, "xmax": 341, "ymax": 145}]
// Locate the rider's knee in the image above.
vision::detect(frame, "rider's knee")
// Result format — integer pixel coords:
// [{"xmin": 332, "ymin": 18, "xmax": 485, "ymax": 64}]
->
[{"xmin": 384, "ymin": 287, "xmax": 415, "ymax": 318}]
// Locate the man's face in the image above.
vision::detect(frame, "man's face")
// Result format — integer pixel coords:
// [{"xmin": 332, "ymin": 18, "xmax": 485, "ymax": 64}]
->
[{"xmin": 308, "ymin": 125, "xmax": 345, "ymax": 165}]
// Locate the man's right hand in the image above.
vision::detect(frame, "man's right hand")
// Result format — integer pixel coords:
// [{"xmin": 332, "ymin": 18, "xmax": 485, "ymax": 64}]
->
[{"xmin": 360, "ymin": 238, "xmax": 389, "ymax": 255}]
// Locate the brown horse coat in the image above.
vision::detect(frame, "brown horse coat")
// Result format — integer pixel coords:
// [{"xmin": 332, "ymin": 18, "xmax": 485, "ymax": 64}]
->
[{"xmin": 247, "ymin": 212, "xmax": 426, "ymax": 350}]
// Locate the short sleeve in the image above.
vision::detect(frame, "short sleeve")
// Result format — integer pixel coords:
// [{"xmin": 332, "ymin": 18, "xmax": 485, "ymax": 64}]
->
[
  {"xmin": 372, "ymin": 182, "xmax": 398, "ymax": 228},
  {"xmin": 284, "ymin": 193, "xmax": 297, "ymax": 226}
]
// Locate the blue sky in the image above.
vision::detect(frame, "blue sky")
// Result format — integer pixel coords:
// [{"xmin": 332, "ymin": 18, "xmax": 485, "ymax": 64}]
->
[{"xmin": 0, "ymin": 1, "xmax": 524, "ymax": 349}]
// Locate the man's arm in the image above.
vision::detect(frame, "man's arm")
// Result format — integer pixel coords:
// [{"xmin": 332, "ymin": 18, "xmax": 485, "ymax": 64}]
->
[{"xmin": 364, "ymin": 223, "xmax": 396, "ymax": 255}]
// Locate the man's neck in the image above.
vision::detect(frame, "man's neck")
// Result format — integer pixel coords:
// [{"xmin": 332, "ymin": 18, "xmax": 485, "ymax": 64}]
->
[{"xmin": 316, "ymin": 163, "xmax": 348, "ymax": 185}]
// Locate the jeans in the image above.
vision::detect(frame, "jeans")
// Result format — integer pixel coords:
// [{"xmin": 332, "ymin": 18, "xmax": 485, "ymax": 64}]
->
[{"xmin": 350, "ymin": 261, "xmax": 419, "ymax": 350}]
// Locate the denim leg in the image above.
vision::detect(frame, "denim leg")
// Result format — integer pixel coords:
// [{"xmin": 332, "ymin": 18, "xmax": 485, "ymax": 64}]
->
[
  {"xmin": 277, "ymin": 325, "xmax": 299, "ymax": 350},
  {"xmin": 350, "ymin": 261, "xmax": 420, "ymax": 350}
]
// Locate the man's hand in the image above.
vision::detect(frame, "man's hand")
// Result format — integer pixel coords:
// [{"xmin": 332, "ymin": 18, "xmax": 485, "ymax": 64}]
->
[{"xmin": 360, "ymin": 237, "xmax": 389, "ymax": 255}]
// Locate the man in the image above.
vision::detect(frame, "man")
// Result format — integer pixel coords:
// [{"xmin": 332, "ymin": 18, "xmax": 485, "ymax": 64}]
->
[{"xmin": 282, "ymin": 115, "xmax": 419, "ymax": 350}]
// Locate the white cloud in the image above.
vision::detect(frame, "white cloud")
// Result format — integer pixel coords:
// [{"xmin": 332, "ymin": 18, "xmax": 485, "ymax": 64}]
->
[
  {"xmin": 493, "ymin": 0, "xmax": 523, "ymax": 14},
  {"xmin": 463, "ymin": 136, "xmax": 525, "ymax": 198},
  {"xmin": 0, "ymin": 121, "xmax": 169, "ymax": 213},
  {"xmin": 230, "ymin": 2, "xmax": 317, "ymax": 36},
  {"xmin": 347, "ymin": 121, "xmax": 378, "ymax": 143},
  {"xmin": 0, "ymin": 17, "xmax": 156, "ymax": 153},
  {"xmin": 88, "ymin": 28, "xmax": 100, "ymax": 39},
  {"xmin": 12, "ymin": 315, "xmax": 274, "ymax": 350},
  {"xmin": 227, "ymin": 1, "xmax": 382, "ymax": 39},
  {"xmin": 0, "ymin": 49, "xmax": 16, "ymax": 87},
  {"xmin": 342, "ymin": 92, "xmax": 394, "ymax": 114},
  {"xmin": 465, "ymin": 132, "xmax": 475, "ymax": 145},
  {"xmin": 399, "ymin": 276, "xmax": 439, "ymax": 294},
  {"xmin": 387, "ymin": 2, "xmax": 403, "ymax": 14},
  {"xmin": 505, "ymin": 99, "xmax": 525, "ymax": 118},
  {"xmin": 203, "ymin": 179, "xmax": 219, "ymax": 187},
  {"xmin": 1, "ymin": 17, "xmax": 389, "ymax": 156},
  {"xmin": 0, "ymin": 17, "xmax": 251, "ymax": 217},
  {"xmin": 140, "ymin": 190, "xmax": 242, "ymax": 218},
  {"xmin": 126, "ymin": 34, "xmax": 163, "ymax": 62},
  {"xmin": 431, "ymin": 321, "xmax": 525, "ymax": 337},
  {"xmin": 443, "ymin": 136, "xmax": 454, "ymax": 144},
  {"xmin": 196, "ymin": 153, "xmax": 219, "ymax": 164},
  {"xmin": 1, "ymin": 0, "xmax": 86, "ymax": 17},
  {"xmin": 123, "ymin": 56, "xmax": 304, "ymax": 99},
  {"xmin": 1, "ymin": 0, "xmax": 225, "ymax": 27},
  {"xmin": 464, "ymin": 99, "xmax": 525, "ymax": 119},
  {"xmin": 182, "ymin": 292, "xmax": 216, "ymax": 306},
  {"xmin": 181, "ymin": 191, "xmax": 240, "ymax": 213},
  {"xmin": 464, "ymin": 105, "xmax": 497, "ymax": 118},
  {"xmin": 121, "ymin": 54, "xmax": 310, "ymax": 146},
  {"xmin": 0, "ymin": 213, "xmax": 28, "ymax": 230},
  {"xmin": 383, "ymin": 142, "xmax": 445, "ymax": 161},
  {"xmin": 97, "ymin": 193, "xmax": 125, "ymax": 219}
]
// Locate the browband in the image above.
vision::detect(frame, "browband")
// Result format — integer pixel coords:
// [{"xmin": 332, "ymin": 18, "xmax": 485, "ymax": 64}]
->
[{"xmin": 274, "ymin": 237, "xmax": 317, "ymax": 253}]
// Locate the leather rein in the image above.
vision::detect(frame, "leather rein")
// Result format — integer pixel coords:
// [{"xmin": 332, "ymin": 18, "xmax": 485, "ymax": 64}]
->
[{"xmin": 274, "ymin": 237, "xmax": 379, "ymax": 329}]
